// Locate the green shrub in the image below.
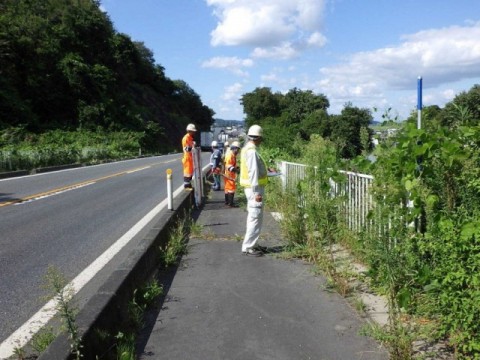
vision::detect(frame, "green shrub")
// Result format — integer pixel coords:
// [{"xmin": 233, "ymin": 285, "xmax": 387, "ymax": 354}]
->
[{"xmin": 0, "ymin": 129, "xmax": 146, "ymax": 171}]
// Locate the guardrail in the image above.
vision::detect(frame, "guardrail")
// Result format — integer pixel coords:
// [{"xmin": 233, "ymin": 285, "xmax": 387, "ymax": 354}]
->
[{"xmin": 279, "ymin": 161, "xmax": 374, "ymax": 233}]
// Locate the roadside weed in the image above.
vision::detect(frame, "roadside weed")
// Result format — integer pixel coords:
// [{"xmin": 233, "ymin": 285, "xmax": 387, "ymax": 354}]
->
[
  {"xmin": 42, "ymin": 265, "xmax": 82, "ymax": 359},
  {"xmin": 31, "ymin": 326, "xmax": 56, "ymax": 354},
  {"xmin": 160, "ymin": 217, "xmax": 189, "ymax": 267}
]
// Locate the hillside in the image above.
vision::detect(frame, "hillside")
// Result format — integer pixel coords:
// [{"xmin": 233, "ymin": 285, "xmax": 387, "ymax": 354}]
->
[{"xmin": 0, "ymin": 0, "xmax": 214, "ymax": 152}]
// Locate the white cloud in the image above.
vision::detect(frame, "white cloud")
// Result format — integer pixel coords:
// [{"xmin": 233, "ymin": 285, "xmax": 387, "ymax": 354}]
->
[
  {"xmin": 441, "ymin": 89, "xmax": 456, "ymax": 100},
  {"xmin": 209, "ymin": 5, "xmax": 294, "ymax": 47},
  {"xmin": 222, "ymin": 82, "xmax": 244, "ymax": 101},
  {"xmin": 260, "ymin": 73, "xmax": 279, "ymax": 83},
  {"xmin": 251, "ymin": 42, "xmax": 299, "ymax": 60},
  {"xmin": 307, "ymin": 32, "xmax": 327, "ymax": 48},
  {"xmin": 211, "ymin": 82, "xmax": 246, "ymax": 119},
  {"xmin": 206, "ymin": 0, "xmax": 327, "ymax": 55},
  {"xmin": 260, "ymin": 68, "xmax": 298, "ymax": 89},
  {"xmin": 315, "ymin": 22, "xmax": 480, "ymax": 115},
  {"xmin": 201, "ymin": 56, "xmax": 254, "ymax": 76}
]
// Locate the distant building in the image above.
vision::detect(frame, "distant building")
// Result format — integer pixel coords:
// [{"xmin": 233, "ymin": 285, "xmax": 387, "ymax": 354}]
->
[{"xmin": 387, "ymin": 128, "xmax": 398, "ymax": 136}]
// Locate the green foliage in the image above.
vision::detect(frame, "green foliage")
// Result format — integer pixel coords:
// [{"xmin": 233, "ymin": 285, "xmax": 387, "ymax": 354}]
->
[
  {"xmin": 115, "ymin": 332, "xmax": 135, "ymax": 360},
  {"xmin": 269, "ymin": 136, "xmax": 345, "ymax": 252},
  {"xmin": 31, "ymin": 327, "xmax": 56, "ymax": 354},
  {"xmin": 360, "ymin": 323, "xmax": 414, "ymax": 360},
  {"xmin": 442, "ymin": 85, "xmax": 480, "ymax": 128},
  {"xmin": 328, "ymin": 104, "xmax": 373, "ymax": 158},
  {"xmin": 130, "ymin": 280, "xmax": 163, "ymax": 314},
  {"xmin": 265, "ymin": 88, "xmax": 480, "ymax": 356},
  {"xmin": 367, "ymin": 116, "xmax": 480, "ymax": 357},
  {"xmin": 240, "ymin": 87, "xmax": 282, "ymax": 126},
  {"xmin": 160, "ymin": 217, "xmax": 189, "ymax": 267},
  {"xmin": 240, "ymin": 87, "xmax": 372, "ymax": 160},
  {"xmin": 13, "ymin": 346, "xmax": 27, "ymax": 360},
  {"xmin": 0, "ymin": 129, "xmax": 153, "ymax": 171},
  {"xmin": 0, "ymin": 0, "xmax": 213, "ymax": 150},
  {"xmin": 269, "ymin": 181, "xmax": 307, "ymax": 249},
  {"xmin": 128, "ymin": 280, "xmax": 163, "ymax": 332},
  {"xmin": 42, "ymin": 265, "xmax": 82, "ymax": 360}
]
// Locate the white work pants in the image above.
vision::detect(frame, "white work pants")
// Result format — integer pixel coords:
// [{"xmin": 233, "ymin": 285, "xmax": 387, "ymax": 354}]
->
[{"xmin": 242, "ymin": 187, "xmax": 264, "ymax": 252}]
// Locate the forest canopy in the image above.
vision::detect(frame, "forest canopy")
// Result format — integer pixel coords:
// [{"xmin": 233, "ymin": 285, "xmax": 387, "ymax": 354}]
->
[{"xmin": 0, "ymin": 0, "xmax": 214, "ymax": 152}]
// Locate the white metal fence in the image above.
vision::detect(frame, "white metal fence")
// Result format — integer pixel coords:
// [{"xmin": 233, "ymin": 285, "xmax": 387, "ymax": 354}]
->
[{"xmin": 279, "ymin": 161, "xmax": 374, "ymax": 233}]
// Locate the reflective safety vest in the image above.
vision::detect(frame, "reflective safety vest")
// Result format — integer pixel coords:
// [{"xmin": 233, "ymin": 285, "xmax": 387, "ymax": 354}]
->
[
  {"xmin": 239, "ymin": 142, "xmax": 268, "ymax": 187},
  {"xmin": 182, "ymin": 133, "xmax": 195, "ymax": 177}
]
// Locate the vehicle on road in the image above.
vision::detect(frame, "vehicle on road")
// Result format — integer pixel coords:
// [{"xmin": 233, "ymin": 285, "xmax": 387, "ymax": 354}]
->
[{"xmin": 200, "ymin": 132, "xmax": 214, "ymax": 151}]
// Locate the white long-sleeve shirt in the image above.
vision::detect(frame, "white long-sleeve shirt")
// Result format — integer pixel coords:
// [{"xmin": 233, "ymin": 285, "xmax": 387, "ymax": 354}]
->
[{"xmin": 244, "ymin": 143, "xmax": 267, "ymax": 194}]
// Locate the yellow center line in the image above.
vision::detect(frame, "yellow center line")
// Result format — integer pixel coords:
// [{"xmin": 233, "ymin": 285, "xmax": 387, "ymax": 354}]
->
[
  {"xmin": 164, "ymin": 159, "xmax": 178, "ymax": 164},
  {"xmin": 0, "ymin": 165, "xmax": 152, "ymax": 208}
]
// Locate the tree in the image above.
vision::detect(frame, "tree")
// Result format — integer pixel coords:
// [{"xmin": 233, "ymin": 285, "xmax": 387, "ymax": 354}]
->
[
  {"xmin": 328, "ymin": 103, "xmax": 373, "ymax": 158},
  {"xmin": 439, "ymin": 84, "xmax": 480, "ymax": 128},
  {"xmin": 282, "ymin": 88, "xmax": 329, "ymax": 126},
  {"xmin": 240, "ymin": 87, "xmax": 281, "ymax": 127},
  {"xmin": 300, "ymin": 109, "xmax": 330, "ymax": 140},
  {"xmin": 0, "ymin": 0, "xmax": 214, "ymax": 151},
  {"xmin": 171, "ymin": 80, "xmax": 214, "ymax": 131}
]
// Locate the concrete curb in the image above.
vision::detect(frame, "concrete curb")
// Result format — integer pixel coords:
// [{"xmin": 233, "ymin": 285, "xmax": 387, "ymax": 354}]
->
[
  {"xmin": 38, "ymin": 189, "xmax": 194, "ymax": 360},
  {"xmin": 0, "ymin": 170, "xmax": 30, "ymax": 179}
]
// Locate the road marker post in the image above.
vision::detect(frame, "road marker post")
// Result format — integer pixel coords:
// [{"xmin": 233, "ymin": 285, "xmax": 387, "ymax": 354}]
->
[{"xmin": 166, "ymin": 168, "xmax": 173, "ymax": 210}]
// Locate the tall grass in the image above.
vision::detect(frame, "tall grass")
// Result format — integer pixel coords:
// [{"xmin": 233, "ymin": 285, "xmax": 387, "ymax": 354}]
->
[{"xmin": 0, "ymin": 128, "xmax": 150, "ymax": 172}]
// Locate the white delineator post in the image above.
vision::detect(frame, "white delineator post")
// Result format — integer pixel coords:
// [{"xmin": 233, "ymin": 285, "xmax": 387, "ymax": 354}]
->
[{"xmin": 166, "ymin": 168, "xmax": 173, "ymax": 210}]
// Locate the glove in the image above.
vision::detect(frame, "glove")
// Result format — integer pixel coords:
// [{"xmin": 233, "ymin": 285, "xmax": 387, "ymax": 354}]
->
[{"xmin": 184, "ymin": 146, "xmax": 192, "ymax": 152}]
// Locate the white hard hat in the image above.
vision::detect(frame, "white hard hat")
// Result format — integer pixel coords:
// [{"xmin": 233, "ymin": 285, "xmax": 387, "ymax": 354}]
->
[
  {"xmin": 247, "ymin": 125, "xmax": 263, "ymax": 137},
  {"xmin": 230, "ymin": 141, "xmax": 240, "ymax": 149},
  {"xmin": 186, "ymin": 123, "xmax": 197, "ymax": 132},
  {"xmin": 211, "ymin": 140, "xmax": 218, "ymax": 147}
]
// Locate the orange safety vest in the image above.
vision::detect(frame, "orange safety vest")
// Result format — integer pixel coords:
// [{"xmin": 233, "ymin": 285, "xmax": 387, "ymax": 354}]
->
[
  {"xmin": 182, "ymin": 133, "xmax": 194, "ymax": 177},
  {"xmin": 224, "ymin": 149, "xmax": 238, "ymax": 193}
]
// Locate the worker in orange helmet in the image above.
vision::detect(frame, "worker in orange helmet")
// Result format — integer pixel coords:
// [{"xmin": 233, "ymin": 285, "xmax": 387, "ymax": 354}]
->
[
  {"xmin": 224, "ymin": 141, "xmax": 241, "ymax": 207},
  {"xmin": 182, "ymin": 123, "xmax": 197, "ymax": 189}
]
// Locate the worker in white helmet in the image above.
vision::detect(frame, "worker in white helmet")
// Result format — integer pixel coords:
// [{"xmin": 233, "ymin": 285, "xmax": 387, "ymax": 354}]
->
[
  {"xmin": 239, "ymin": 125, "xmax": 268, "ymax": 256},
  {"xmin": 182, "ymin": 123, "xmax": 197, "ymax": 189},
  {"xmin": 210, "ymin": 140, "xmax": 223, "ymax": 190}
]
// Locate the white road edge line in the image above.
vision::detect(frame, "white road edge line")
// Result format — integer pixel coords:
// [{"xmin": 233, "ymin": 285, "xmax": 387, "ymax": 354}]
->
[{"xmin": 0, "ymin": 184, "xmax": 186, "ymax": 359}]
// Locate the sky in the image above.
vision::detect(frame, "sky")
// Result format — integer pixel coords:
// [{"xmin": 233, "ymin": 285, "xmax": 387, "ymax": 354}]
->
[{"xmin": 99, "ymin": 0, "xmax": 480, "ymax": 122}]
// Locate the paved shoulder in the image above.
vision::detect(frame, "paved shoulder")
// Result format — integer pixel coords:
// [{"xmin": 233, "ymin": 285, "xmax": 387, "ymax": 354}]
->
[
  {"xmin": 138, "ymin": 237, "xmax": 387, "ymax": 360},
  {"xmin": 137, "ymin": 190, "xmax": 387, "ymax": 359}
]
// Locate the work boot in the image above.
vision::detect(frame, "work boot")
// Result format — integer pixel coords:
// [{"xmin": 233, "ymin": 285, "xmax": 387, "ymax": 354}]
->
[
  {"xmin": 254, "ymin": 244, "xmax": 268, "ymax": 253},
  {"xmin": 228, "ymin": 193, "xmax": 238, "ymax": 207},
  {"xmin": 242, "ymin": 249, "xmax": 263, "ymax": 257}
]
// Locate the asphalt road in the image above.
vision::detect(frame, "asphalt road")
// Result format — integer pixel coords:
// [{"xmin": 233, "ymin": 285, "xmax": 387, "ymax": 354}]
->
[{"xmin": 0, "ymin": 153, "xmax": 210, "ymax": 345}]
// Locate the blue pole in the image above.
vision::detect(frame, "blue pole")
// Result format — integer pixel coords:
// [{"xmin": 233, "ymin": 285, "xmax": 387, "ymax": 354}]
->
[
  {"xmin": 417, "ymin": 76, "xmax": 422, "ymax": 129},
  {"xmin": 416, "ymin": 76, "xmax": 424, "ymax": 232}
]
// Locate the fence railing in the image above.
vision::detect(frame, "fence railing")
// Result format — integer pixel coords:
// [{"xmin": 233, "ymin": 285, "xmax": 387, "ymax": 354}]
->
[{"xmin": 279, "ymin": 161, "xmax": 375, "ymax": 233}]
